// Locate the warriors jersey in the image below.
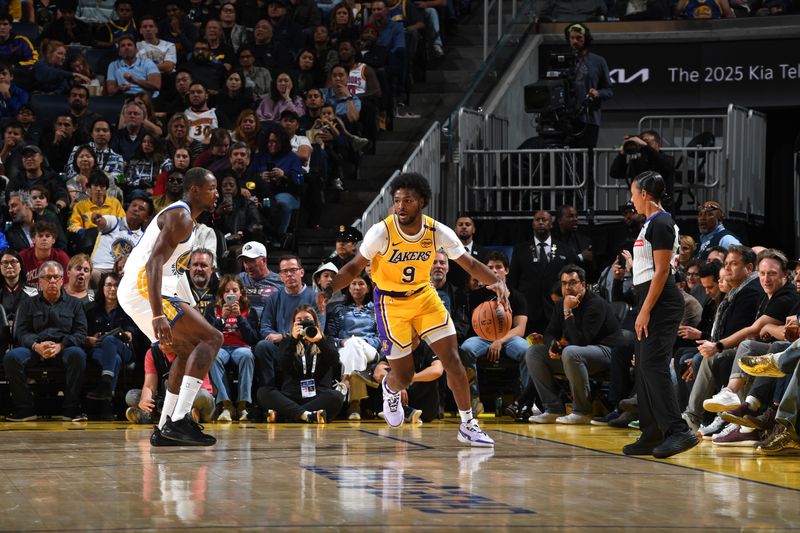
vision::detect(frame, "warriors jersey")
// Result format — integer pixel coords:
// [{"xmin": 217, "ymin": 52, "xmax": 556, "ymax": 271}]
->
[
  {"xmin": 91, "ymin": 215, "xmax": 145, "ymax": 269},
  {"xmin": 184, "ymin": 107, "xmax": 219, "ymax": 142},
  {"xmin": 361, "ymin": 214, "xmax": 464, "ymax": 293},
  {"xmin": 119, "ymin": 200, "xmax": 195, "ymax": 305},
  {"xmin": 348, "ymin": 63, "xmax": 368, "ymax": 96}
]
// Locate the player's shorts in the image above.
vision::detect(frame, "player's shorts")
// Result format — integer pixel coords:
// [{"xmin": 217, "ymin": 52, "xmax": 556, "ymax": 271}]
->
[
  {"xmin": 118, "ymin": 272, "xmax": 187, "ymax": 344},
  {"xmin": 373, "ymin": 285, "xmax": 456, "ymax": 359}
]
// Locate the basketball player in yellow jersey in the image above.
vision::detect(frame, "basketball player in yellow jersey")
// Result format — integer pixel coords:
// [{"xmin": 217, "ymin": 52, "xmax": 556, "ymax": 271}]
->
[
  {"xmin": 118, "ymin": 168, "xmax": 223, "ymax": 446},
  {"xmin": 324, "ymin": 173, "xmax": 509, "ymax": 446}
]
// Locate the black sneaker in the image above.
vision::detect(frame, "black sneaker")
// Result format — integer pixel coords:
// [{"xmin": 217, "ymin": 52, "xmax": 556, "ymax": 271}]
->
[
  {"xmin": 652, "ymin": 430, "xmax": 699, "ymax": 459},
  {"xmin": 504, "ymin": 402, "xmax": 521, "ymax": 419},
  {"xmin": 160, "ymin": 414, "xmax": 217, "ymax": 446},
  {"xmin": 591, "ymin": 410, "xmax": 621, "ymax": 426},
  {"xmin": 622, "ymin": 437, "xmax": 661, "ymax": 456},
  {"xmin": 150, "ymin": 426, "xmax": 182, "ymax": 447},
  {"xmin": 86, "ymin": 379, "xmax": 113, "ymax": 401}
]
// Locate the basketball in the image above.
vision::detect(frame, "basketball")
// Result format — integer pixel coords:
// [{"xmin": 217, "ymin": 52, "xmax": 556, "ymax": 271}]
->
[{"xmin": 471, "ymin": 301, "xmax": 512, "ymax": 341}]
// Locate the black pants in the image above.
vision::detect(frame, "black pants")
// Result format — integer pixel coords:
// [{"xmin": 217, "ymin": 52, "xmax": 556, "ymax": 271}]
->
[
  {"xmin": 609, "ymin": 330, "xmax": 635, "ymax": 408},
  {"xmin": 634, "ymin": 280, "xmax": 687, "ymax": 441},
  {"xmin": 256, "ymin": 386, "xmax": 344, "ymax": 422}
]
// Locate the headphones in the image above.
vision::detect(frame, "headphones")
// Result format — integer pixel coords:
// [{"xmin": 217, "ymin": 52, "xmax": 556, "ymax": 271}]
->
[{"xmin": 564, "ymin": 23, "xmax": 593, "ymax": 48}]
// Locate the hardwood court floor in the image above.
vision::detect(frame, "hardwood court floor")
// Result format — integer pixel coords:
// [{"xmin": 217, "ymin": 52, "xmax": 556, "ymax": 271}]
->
[{"xmin": 1, "ymin": 417, "xmax": 800, "ymax": 532}]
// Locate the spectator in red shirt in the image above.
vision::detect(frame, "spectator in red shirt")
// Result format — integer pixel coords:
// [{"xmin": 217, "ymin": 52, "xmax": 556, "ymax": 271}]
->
[{"xmin": 19, "ymin": 220, "xmax": 69, "ymax": 289}]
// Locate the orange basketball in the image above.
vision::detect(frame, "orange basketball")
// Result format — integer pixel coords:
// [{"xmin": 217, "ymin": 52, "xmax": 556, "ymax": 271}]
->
[{"xmin": 471, "ymin": 301, "xmax": 512, "ymax": 341}]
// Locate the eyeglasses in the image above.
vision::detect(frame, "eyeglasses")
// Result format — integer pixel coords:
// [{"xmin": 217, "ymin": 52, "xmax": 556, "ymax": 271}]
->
[
  {"xmin": 279, "ymin": 267, "xmax": 301, "ymax": 275},
  {"xmin": 39, "ymin": 275, "xmax": 63, "ymax": 282},
  {"xmin": 1, "ymin": 259, "xmax": 19, "ymax": 266}
]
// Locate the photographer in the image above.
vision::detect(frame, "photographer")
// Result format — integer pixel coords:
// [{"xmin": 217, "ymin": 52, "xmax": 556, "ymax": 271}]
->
[
  {"xmin": 565, "ymin": 23, "xmax": 612, "ymax": 149},
  {"xmin": 84, "ymin": 272, "xmax": 136, "ymax": 420},
  {"xmin": 256, "ymin": 304, "xmax": 345, "ymax": 423},
  {"xmin": 610, "ymin": 130, "xmax": 675, "ymax": 199}
]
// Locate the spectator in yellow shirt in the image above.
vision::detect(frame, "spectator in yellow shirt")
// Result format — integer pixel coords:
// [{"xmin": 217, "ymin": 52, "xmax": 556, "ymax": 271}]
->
[{"xmin": 68, "ymin": 170, "xmax": 125, "ymax": 235}]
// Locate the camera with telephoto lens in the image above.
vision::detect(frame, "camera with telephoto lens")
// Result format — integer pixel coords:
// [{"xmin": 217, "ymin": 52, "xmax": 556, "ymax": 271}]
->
[
  {"xmin": 299, "ymin": 319, "xmax": 318, "ymax": 338},
  {"xmin": 623, "ymin": 136, "xmax": 642, "ymax": 156}
]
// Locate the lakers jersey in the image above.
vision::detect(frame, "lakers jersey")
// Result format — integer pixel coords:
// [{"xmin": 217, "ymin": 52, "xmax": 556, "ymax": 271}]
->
[
  {"xmin": 366, "ymin": 214, "xmax": 464, "ymax": 293},
  {"xmin": 118, "ymin": 200, "xmax": 195, "ymax": 303}
]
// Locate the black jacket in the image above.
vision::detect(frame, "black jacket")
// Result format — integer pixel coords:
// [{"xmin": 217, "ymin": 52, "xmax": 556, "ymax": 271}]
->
[
  {"xmin": 544, "ymin": 290, "xmax": 622, "ymax": 348},
  {"xmin": 508, "ymin": 237, "xmax": 572, "ymax": 334},
  {"xmin": 14, "ymin": 291, "xmax": 87, "ymax": 349},
  {"xmin": 448, "ymin": 243, "xmax": 488, "ymax": 291},
  {"xmin": 276, "ymin": 336, "xmax": 339, "ymax": 398}
]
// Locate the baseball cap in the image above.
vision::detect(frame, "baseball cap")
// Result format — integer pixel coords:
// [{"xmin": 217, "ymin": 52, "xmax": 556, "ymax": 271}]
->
[
  {"xmin": 21, "ymin": 145, "xmax": 43, "ymax": 155},
  {"xmin": 335, "ymin": 225, "xmax": 363, "ymax": 243},
  {"xmin": 239, "ymin": 241, "xmax": 267, "ymax": 259}
]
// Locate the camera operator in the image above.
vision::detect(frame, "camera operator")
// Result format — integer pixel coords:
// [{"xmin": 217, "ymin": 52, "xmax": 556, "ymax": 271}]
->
[
  {"xmin": 255, "ymin": 304, "xmax": 346, "ymax": 423},
  {"xmin": 566, "ymin": 23, "xmax": 612, "ymax": 149},
  {"xmin": 609, "ymin": 130, "xmax": 675, "ymax": 199}
]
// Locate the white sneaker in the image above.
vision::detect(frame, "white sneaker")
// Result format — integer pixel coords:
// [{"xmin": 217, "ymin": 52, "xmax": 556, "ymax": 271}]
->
[
  {"xmin": 703, "ymin": 387, "xmax": 741, "ymax": 413},
  {"xmin": 238, "ymin": 408, "xmax": 249, "ymax": 422},
  {"xmin": 217, "ymin": 408, "xmax": 232, "ymax": 422},
  {"xmin": 348, "ymin": 411, "xmax": 361, "ymax": 420},
  {"xmin": 681, "ymin": 412, "xmax": 700, "ymax": 433},
  {"xmin": 698, "ymin": 414, "xmax": 727, "ymax": 439},
  {"xmin": 555, "ymin": 413, "xmax": 592, "ymax": 425},
  {"xmin": 406, "ymin": 408, "xmax": 422, "ymax": 425},
  {"xmin": 529, "ymin": 412, "xmax": 561, "ymax": 424},
  {"xmin": 382, "ymin": 377, "xmax": 404, "ymax": 428},
  {"xmin": 457, "ymin": 418, "xmax": 494, "ymax": 447}
]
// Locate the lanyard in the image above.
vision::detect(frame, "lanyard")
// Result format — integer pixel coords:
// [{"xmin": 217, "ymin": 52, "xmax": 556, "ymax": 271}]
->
[{"xmin": 302, "ymin": 352, "xmax": 317, "ymax": 377}]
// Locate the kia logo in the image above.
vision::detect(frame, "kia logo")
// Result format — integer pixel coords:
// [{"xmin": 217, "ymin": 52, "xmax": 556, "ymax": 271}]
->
[{"xmin": 609, "ymin": 68, "xmax": 650, "ymax": 84}]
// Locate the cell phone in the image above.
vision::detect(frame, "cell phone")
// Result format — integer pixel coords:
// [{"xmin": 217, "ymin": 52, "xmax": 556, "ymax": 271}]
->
[
  {"xmin": 223, "ymin": 193, "xmax": 233, "ymax": 204},
  {"xmin": 266, "ymin": 162, "xmax": 275, "ymax": 171},
  {"xmin": 225, "ymin": 294, "xmax": 237, "ymax": 305}
]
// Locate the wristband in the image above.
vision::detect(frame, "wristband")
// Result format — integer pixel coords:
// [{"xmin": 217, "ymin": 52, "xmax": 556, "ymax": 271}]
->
[
  {"xmin": 715, "ymin": 341, "xmax": 724, "ymax": 352},
  {"xmin": 152, "ymin": 315, "xmax": 166, "ymax": 322}
]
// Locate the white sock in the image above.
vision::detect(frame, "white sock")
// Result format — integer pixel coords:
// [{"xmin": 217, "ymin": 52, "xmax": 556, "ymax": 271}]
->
[
  {"xmin": 301, "ymin": 411, "xmax": 312, "ymax": 422},
  {"xmin": 158, "ymin": 391, "xmax": 179, "ymax": 429},
  {"xmin": 171, "ymin": 376, "xmax": 203, "ymax": 422},
  {"xmin": 745, "ymin": 395, "xmax": 761, "ymax": 410},
  {"xmin": 459, "ymin": 409, "xmax": 473, "ymax": 424}
]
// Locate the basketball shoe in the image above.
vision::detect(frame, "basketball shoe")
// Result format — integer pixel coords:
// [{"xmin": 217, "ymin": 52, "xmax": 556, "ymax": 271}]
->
[
  {"xmin": 382, "ymin": 377, "xmax": 404, "ymax": 428},
  {"xmin": 457, "ymin": 418, "xmax": 495, "ymax": 447}
]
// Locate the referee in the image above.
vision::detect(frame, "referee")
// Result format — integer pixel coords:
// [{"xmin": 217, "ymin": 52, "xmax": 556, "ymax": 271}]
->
[{"xmin": 625, "ymin": 171, "xmax": 699, "ymax": 458}]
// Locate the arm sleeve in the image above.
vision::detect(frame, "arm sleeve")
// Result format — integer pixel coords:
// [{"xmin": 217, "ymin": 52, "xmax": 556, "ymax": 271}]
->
[
  {"xmin": 259, "ymin": 294, "xmax": 278, "ymax": 337},
  {"xmin": 238, "ymin": 313, "xmax": 261, "ymax": 345},
  {"xmin": 359, "ymin": 221, "xmax": 389, "ymax": 260},
  {"xmin": 62, "ymin": 301, "xmax": 88, "ymax": 347},
  {"xmin": 646, "ymin": 216, "xmax": 676, "ymax": 251},
  {"xmin": 435, "ymin": 222, "xmax": 466, "ymax": 260},
  {"xmin": 165, "ymin": 44, "xmax": 177, "ymax": 65},
  {"xmin": 14, "ymin": 298, "xmax": 37, "ymax": 348},
  {"xmin": 719, "ymin": 234, "xmax": 742, "ymax": 249}
]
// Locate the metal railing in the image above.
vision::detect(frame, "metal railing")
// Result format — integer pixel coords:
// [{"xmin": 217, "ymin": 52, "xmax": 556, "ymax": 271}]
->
[
  {"xmin": 457, "ymin": 105, "xmax": 766, "ymax": 222},
  {"xmin": 458, "ymin": 148, "xmax": 589, "ymax": 218},
  {"xmin": 354, "ymin": 122, "xmax": 441, "ymax": 232}
]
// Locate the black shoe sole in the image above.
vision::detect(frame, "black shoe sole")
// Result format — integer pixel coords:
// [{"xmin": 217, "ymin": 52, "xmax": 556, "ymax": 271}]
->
[
  {"xmin": 160, "ymin": 430, "xmax": 217, "ymax": 446},
  {"xmin": 151, "ymin": 428, "xmax": 183, "ymax": 447},
  {"xmin": 622, "ymin": 443, "xmax": 658, "ymax": 456}
]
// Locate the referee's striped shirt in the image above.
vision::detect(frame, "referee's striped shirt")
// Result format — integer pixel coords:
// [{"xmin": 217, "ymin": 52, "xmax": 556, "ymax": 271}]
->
[{"xmin": 633, "ymin": 211, "xmax": 680, "ymax": 286}]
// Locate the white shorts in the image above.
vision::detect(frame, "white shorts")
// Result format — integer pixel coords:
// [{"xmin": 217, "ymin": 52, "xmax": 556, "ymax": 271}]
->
[{"xmin": 119, "ymin": 292, "xmax": 187, "ymax": 344}]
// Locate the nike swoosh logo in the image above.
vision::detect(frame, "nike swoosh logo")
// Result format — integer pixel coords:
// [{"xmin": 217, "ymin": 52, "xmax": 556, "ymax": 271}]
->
[{"xmin": 392, "ymin": 241, "xmax": 402, "ymax": 246}]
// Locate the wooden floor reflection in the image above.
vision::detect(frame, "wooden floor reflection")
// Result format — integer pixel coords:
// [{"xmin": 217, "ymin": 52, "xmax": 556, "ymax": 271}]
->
[{"xmin": 1, "ymin": 418, "xmax": 799, "ymax": 531}]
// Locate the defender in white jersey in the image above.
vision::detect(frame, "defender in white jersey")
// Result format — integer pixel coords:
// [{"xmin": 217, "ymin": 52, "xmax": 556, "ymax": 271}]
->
[{"xmin": 119, "ymin": 168, "xmax": 223, "ymax": 447}]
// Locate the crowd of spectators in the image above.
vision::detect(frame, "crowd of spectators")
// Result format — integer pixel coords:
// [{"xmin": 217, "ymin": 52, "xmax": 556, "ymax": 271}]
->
[{"xmin": 0, "ymin": 0, "xmax": 461, "ymax": 245}]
